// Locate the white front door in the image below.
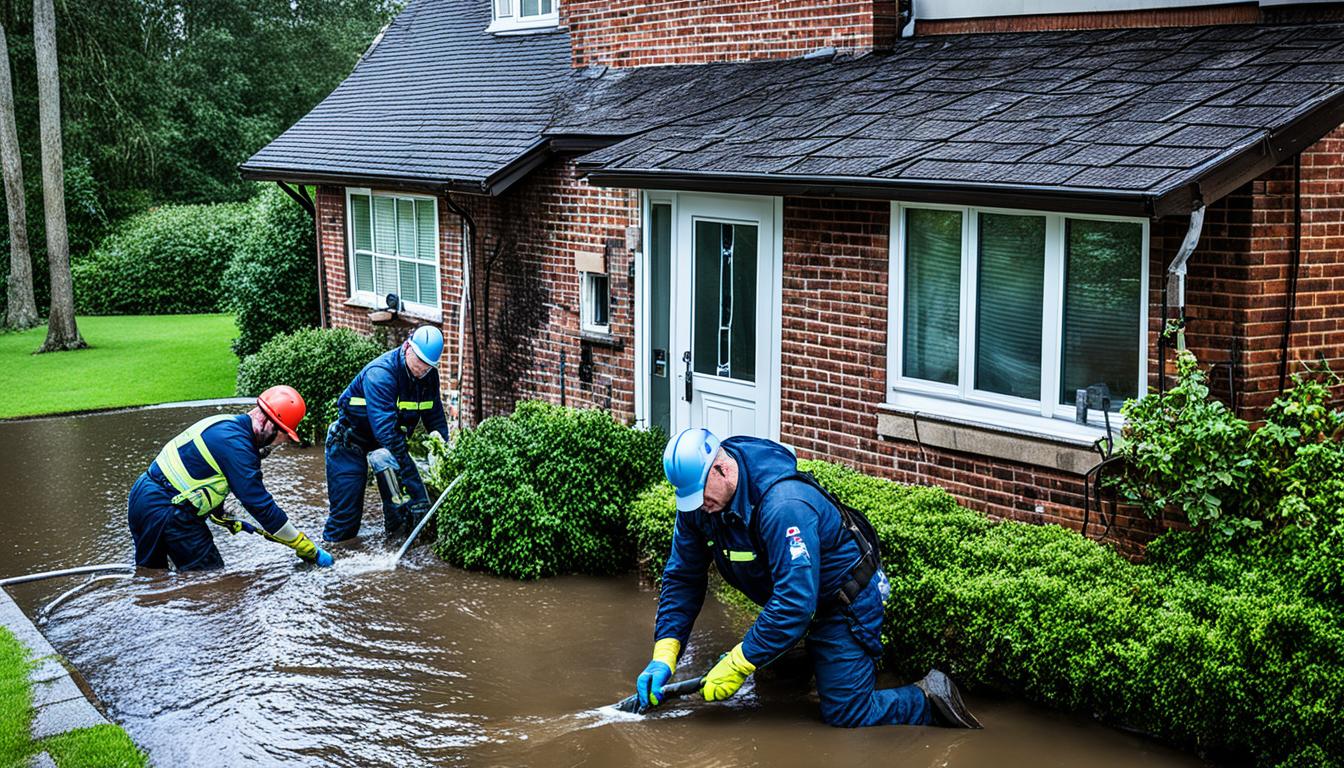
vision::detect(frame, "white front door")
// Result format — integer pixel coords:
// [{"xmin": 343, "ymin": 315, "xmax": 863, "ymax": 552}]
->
[{"xmin": 670, "ymin": 193, "xmax": 780, "ymax": 439}]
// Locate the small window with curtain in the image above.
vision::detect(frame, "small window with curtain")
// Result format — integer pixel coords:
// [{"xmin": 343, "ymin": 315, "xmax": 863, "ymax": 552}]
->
[
  {"xmin": 890, "ymin": 203, "xmax": 1148, "ymax": 431},
  {"xmin": 488, "ymin": 0, "xmax": 558, "ymax": 33},
  {"xmin": 346, "ymin": 189, "xmax": 440, "ymax": 311}
]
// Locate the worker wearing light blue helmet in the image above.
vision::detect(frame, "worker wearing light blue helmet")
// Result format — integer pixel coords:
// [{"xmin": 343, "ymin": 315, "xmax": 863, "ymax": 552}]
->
[
  {"xmin": 635, "ymin": 427, "xmax": 981, "ymax": 729},
  {"xmin": 322, "ymin": 325, "xmax": 449, "ymax": 542}
]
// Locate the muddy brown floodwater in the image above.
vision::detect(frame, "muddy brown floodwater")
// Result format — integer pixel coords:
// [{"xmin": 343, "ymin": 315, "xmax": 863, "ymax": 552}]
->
[{"xmin": 0, "ymin": 405, "xmax": 1208, "ymax": 767}]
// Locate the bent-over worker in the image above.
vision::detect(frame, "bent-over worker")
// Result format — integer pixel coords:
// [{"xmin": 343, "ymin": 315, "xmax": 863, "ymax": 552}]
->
[
  {"xmin": 634, "ymin": 428, "xmax": 981, "ymax": 729},
  {"xmin": 128, "ymin": 386, "xmax": 333, "ymax": 571}
]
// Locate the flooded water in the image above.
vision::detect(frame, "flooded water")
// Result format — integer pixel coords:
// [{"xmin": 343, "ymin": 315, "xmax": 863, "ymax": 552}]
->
[{"xmin": 0, "ymin": 405, "xmax": 1208, "ymax": 767}]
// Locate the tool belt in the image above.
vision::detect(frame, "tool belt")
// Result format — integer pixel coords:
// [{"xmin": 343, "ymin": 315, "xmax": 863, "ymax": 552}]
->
[
  {"xmin": 819, "ymin": 548, "xmax": 880, "ymax": 614},
  {"xmin": 330, "ymin": 418, "xmax": 373, "ymax": 452}
]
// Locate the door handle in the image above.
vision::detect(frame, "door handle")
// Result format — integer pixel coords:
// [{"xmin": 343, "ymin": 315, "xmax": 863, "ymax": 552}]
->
[{"xmin": 682, "ymin": 351, "xmax": 693, "ymax": 403}]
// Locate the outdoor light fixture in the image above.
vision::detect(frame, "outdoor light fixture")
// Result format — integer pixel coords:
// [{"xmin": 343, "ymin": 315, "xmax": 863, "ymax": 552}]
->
[{"xmin": 385, "ymin": 292, "xmax": 401, "ymax": 317}]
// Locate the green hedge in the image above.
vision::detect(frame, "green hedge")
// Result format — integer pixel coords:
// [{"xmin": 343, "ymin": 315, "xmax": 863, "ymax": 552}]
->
[
  {"xmin": 426, "ymin": 401, "xmax": 663, "ymax": 579},
  {"xmin": 224, "ymin": 186, "xmax": 320, "ymax": 358},
  {"xmin": 235, "ymin": 327, "xmax": 385, "ymax": 443},
  {"xmin": 72, "ymin": 201, "xmax": 252, "ymax": 315},
  {"xmin": 628, "ymin": 459, "xmax": 1343, "ymax": 768}
]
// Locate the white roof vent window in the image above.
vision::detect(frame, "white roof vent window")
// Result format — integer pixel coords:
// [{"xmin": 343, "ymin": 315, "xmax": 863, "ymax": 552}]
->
[{"xmin": 488, "ymin": 0, "xmax": 559, "ymax": 34}]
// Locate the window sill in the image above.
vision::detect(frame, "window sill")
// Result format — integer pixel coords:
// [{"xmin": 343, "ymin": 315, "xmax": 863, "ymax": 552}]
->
[
  {"xmin": 579, "ymin": 329, "xmax": 623, "ymax": 349},
  {"xmin": 876, "ymin": 393, "xmax": 1114, "ymax": 476},
  {"xmin": 345, "ymin": 295, "xmax": 443, "ymax": 325},
  {"xmin": 485, "ymin": 18, "xmax": 563, "ymax": 35}
]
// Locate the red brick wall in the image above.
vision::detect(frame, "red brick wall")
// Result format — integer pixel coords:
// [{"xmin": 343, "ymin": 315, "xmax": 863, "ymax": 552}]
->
[
  {"xmin": 1170, "ymin": 126, "xmax": 1344, "ymax": 420},
  {"xmin": 314, "ymin": 136, "xmax": 1344, "ymax": 553},
  {"xmin": 443, "ymin": 160, "xmax": 641, "ymax": 423},
  {"xmin": 564, "ymin": 0, "xmax": 898, "ymax": 68}
]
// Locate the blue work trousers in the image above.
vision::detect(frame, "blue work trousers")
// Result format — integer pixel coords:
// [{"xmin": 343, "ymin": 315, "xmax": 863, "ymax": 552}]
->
[
  {"xmin": 806, "ymin": 574, "xmax": 931, "ymax": 728},
  {"xmin": 127, "ymin": 472, "xmax": 224, "ymax": 571},
  {"xmin": 323, "ymin": 422, "xmax": 410, "ymax": 542}
]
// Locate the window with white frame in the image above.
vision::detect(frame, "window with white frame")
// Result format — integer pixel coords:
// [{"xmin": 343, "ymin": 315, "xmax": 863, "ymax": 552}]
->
[
  {"xmin": 581, "ymin": 271, "xmax": 610, "ymax": 333},
  {"xmin": 346, "ymin": 190, "xmax": 440, "ymax": 311},
  {"xmin": 488, "ymin": 0, "xmax": 558, "ymax": 33},
  {"xmin": 889, "ymin": 203, "xmax": 1148, "ymax": 426}
]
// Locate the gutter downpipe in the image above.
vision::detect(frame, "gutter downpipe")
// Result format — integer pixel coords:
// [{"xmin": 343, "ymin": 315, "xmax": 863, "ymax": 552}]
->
[
  {"xmin": 1163, "ymin": 203, "xmax": 1206, "ymax": 388},
  {"xmin": 441, "ymin": 195, "xmax": 476, "ymax": 431},
  {"xmin": 1278, "ymin": 155, "xmax": 1302, "ymax": 394}
]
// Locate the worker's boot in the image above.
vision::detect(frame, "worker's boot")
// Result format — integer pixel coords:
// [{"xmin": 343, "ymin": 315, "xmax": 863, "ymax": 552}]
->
[{"xmin": 914, "ymin": 669, "xmax": 983, "ymax": 729}]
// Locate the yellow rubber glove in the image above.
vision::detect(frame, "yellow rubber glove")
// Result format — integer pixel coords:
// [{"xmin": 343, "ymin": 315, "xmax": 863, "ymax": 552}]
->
[
  {"xmin": 701, "ymin": 643, "xmax": 755, "ymax": 702},
  {"xmin": 280, "ymin": 530, "xmax": 319, "ymax": 561}
]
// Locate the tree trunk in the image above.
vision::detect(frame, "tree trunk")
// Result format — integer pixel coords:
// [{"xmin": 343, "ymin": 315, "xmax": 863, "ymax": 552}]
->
[
  {"xmin": 0, "ymin": 23, "xmax": 37, "ymax": 331},
  {"xmin": 33, "ymin": 0, "xmax": 83, "ymax": 352}
]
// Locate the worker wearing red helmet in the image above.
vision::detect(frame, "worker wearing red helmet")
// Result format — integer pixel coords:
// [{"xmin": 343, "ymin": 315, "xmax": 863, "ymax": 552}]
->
[{"xmin": 126, "ymin": 386, "xmax": 334, "ymax": 571}]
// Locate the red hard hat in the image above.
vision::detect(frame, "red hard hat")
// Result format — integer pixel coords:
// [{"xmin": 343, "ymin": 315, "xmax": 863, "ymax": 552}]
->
[{"xmin": 257, "ymin": 385, "xmax": 306, "ymax": 442}]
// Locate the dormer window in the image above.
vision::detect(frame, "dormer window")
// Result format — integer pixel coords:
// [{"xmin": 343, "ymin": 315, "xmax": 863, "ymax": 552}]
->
[{"xmin": 488, "ymin": 0, "xmax": 558, "ymax": 34}]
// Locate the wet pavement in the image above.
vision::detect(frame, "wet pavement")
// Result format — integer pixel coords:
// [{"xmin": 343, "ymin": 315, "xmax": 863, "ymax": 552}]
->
[{"xmin": 0, "ymin": 405, "xmax": 1208, "ymax": 767}]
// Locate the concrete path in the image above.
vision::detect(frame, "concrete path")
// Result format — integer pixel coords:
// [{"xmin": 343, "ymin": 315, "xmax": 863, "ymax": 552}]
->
[{"xmin": 0, "ymin": 588, "xmax": 111, "ymax": 766}]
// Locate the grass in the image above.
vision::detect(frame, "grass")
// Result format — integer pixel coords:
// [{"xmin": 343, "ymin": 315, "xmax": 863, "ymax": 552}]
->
[
  {"xmin": 0, "ymin": 627, "xmax": 146, "ymax": 768},
  {"xmin": 0, "ymin": 314, "xmax": 238, "ymax": 419}
]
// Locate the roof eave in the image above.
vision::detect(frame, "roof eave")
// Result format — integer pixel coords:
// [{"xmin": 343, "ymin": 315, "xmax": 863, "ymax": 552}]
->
[
  {"xmin": 237, "ymin": 163, "xmax": 487, "ymax": 196},
  {"xmin": 1152, "ymin": 87, "xmax": 1344, "ymax": 218},
  {"xmin": 580, "ymin": 167, "xmax": 1156, "ymax": 218}
]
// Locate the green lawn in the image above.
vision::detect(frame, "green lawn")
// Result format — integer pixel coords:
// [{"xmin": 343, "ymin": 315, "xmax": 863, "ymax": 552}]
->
[
  {"xmin": 1, "ymin": 627, "xmax": 146, "ymax": 768},
  {"xmin": 0, "ymin": 314, "xmax": 238, "ymax": 419}
]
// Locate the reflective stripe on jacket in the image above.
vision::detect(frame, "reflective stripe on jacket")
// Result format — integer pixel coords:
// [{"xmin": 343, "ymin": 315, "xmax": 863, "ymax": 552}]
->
[{"xmin": 153, "ymin": 415, "xmax": 235, "ymax": 516}]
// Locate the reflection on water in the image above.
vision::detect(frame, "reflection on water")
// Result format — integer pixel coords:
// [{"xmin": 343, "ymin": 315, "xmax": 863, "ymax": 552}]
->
[{"xmin": 0, "ymin": 406, "xmax": 1207, "ymax": 767}]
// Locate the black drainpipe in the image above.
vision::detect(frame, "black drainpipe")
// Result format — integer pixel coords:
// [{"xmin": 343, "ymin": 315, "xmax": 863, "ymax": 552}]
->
[
  {"xmin": 441, "ymin": 194, "xmax": 481, "ymax": 425},
  {"xmin": 1278, "ymin": 155, "xmax": 1303, "ymax": 394}
]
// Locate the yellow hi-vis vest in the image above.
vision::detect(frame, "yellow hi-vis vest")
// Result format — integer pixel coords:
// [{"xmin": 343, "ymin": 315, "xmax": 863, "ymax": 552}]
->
[{"xmin": 154, "ymin": 415, "xmax": 236, "ymax": 516}]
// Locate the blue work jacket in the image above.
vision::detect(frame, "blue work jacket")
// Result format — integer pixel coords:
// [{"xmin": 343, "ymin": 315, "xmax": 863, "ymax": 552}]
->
[
  {"xmin": 336, "ymin": 346, "xmax": 448, "ymax": 506},
  {"xmin": 147, "ymin": 414, "xmax": 290, "ymax": 534},
  {"xmin": 653, "ymin": 436, "xmax": 865, "ymax": 667}
]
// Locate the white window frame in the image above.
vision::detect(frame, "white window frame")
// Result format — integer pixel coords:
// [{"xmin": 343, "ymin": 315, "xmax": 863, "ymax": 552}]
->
[
  {"xmin": 886, "ymin": 202, "xmax": 1149, "ymax": 439},
  {"xmin": 487, "ymin": 0, "xmax": 559, "ymax": 34},
  {"xmin": 345, "ymin": 187, "xmax": 441, "ymax": 314},
  {"xmin": 580, "ymin": 270, "xmax": 611, "ymax": 334}
]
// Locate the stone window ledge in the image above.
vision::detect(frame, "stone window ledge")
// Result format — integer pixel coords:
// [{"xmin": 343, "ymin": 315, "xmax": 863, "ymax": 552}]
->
[
  {"xmin": 345, "ymin": 295, "xmax": 443, "ymax": 325},
  {"xmin": 874, "ymin": 401, "xmax": 1107, "ymax": 476}
]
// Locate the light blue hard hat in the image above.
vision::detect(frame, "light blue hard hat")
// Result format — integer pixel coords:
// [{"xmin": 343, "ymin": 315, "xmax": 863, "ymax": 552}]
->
[
  {"xmin": 663, "ymin": 427, "xmax": 721, "ymax": 512},
  {"xmin": 408, "ymin": 326, "xmax": 444, "ymax": 366}
]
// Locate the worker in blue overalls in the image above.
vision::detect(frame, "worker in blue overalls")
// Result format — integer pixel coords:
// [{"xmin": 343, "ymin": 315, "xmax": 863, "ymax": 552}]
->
[
  {"xmin": 127, "ymin": 386, "xmax": 334, "ymax": 571},
  {"xmin": 322, "ymin": 326, "xmax": 448, "ymax": 543},
  {"xmin": 634, "ymin": 427, "xmax": 982, "ymax": 729}
]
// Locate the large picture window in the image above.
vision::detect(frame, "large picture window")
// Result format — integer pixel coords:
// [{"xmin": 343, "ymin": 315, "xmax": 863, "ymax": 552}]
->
[
  {"xmin": 346, "ymin": 190, "xmax": 439, "ymax": 311},
  {"xmin": 889, "ymin": 203, "xmax": 1147, "ymax": 429}
]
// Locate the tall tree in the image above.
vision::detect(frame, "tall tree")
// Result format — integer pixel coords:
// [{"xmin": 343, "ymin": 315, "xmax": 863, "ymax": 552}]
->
[
  {"xmin": 0, "ymin": 21, "xmax": 36, "ymax": 330},
  {"xmin": 33, "ymin": 0, "xmax": 81, "ymax": 351}
]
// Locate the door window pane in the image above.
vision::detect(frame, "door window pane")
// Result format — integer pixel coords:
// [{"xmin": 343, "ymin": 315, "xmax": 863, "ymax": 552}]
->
[
  {"xmin": 693, "ymin": 220, "xmax": 757, "ymax": 382},
  {"xmin": 1061, "ymin": 219, "xmax": 1143, "ymax": 411},
  {"xmin": 975, "ymin": 213, "xmax": 1046, "ymax": 400},
  {"xmin": 902, "ymin": 208, "xmax": 962, "ymax": 385}
]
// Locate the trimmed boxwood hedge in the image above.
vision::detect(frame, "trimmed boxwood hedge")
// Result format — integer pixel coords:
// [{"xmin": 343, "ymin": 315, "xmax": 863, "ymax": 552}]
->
[
  {"xmin": 628, "ymin": 459, "xmax": 1343, "ymax": 768},
  {"xmin": 426, "ymin": 401, "xmax": 664, "ymax": 580}
]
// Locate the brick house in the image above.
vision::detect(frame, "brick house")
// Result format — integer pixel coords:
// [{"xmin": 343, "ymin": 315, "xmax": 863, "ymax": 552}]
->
[{"xmin": 241, "ymin": 0, "xmax": 1344, "ymax": 543}]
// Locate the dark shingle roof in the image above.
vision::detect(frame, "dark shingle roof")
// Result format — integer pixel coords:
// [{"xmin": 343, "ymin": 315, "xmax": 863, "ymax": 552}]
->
[
  {"xmin": 243, "ymin": 7, "xmax": 1344, "ymax": 215},
  {"xmin": 574, "ymin": 24, "xmax": 1344, "ymax": 216},
  {"xmin": 239, "ymin": 0, "xmax": 572, "ymax": 194}
]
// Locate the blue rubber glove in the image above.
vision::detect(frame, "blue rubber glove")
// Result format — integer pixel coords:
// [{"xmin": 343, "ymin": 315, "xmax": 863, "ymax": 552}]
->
[
  {"xmin": 313, "ymin": 548, "xmax": 334, "ymax": 568},
  {"xmin": 636, "ymin": 638, "xmax": 681, "ymax": 709}
]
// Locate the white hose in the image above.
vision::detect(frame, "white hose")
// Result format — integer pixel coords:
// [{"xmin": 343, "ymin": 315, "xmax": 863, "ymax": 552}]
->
[
  {"xmin": 38, "ymin": 574, "xmax": 134, "ymax": 620},
  {"xmin": 0, "ymin": 564, "xmax": 135, "ymax": 587},
  {"xmin": 393, "ymin": 475, "xmax": 462, "ymax": 566}
]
